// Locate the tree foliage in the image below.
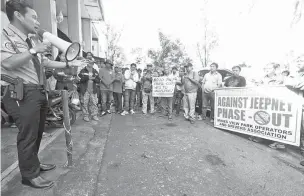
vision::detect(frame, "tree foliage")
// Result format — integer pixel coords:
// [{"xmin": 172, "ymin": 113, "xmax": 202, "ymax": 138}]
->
[
  {"xmin": 292, "ymin": 0, "xmax": 304, "ymax": 26},
  {"xmin": 131, "ymin": 47, "xmax": 146, "ymax": 65},
  {"xmin": 147, "ymin": 32, "xmax": 192, "ymax": 69}
]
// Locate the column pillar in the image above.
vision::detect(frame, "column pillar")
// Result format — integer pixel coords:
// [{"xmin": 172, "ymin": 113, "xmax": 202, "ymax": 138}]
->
[
  {"xmin": 81, "ymin": 18, "xmax": 92, "ymax": 53},
  {"xmin": 67, "ymin": 0, "xmax": 82, "ymax": 56},
  {"xmin": 32, "ymin": 0, "xmax": 58, "ymax": 58}
]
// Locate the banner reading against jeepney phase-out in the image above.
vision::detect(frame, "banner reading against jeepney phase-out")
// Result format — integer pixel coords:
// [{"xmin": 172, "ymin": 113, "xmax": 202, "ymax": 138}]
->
[
  {"xmin": 152, "ymin": 77, "xmax": 175, "ymax": 97},
  {"xmin": 214, "ymin": 86, "xmax": 303, "ymax": 146}
]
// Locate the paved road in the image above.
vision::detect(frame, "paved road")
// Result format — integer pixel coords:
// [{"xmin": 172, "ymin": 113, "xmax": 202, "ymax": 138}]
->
[
  {"xmin": 2, "ymin": 113, "xmax": 304, "ymax": 196},
  {"xmin": 94, "ymin": 114, "xmax": 304, "ymax": 196}
]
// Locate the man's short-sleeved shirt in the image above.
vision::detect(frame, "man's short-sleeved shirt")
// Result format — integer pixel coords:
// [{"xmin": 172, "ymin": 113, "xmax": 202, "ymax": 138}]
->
[
  {"xmin": 202, "ymin": 71, "xmax": 222, "ymax": 93},
  {"xmin": 1, "ymin": 24, "xmax": 39, "ymax": 85}
]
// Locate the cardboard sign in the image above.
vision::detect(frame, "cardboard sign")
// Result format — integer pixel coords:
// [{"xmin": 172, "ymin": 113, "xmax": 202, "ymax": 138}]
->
[
  {"xmin": 214, "ymin": 86, "xmax": 303, "ymax": 146},
  {"xmin": 152, "ymin": 76, "xmax": 175, "ymax": 97}
]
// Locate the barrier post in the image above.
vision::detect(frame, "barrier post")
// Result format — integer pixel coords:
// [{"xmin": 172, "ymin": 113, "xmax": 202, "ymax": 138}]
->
[{"xmin": 62, "ymin": 90, "xmax": 73, "ymax": 166}]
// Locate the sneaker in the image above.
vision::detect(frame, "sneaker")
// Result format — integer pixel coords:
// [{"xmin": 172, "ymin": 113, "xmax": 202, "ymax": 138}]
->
[
  {"xmin": 92, "ymin": 116, "xmax": 99, "ymax": 121},
  {"xmin": 168, "ymin": 115, "xmax": 173, "ymax": 121},
  {"xmin": 130, "ymin": 110, "xmax": 135, "ymax": 114},
  {"xmin": 83, "ymin": 116, "xmax": 90, "ymax": 122},
  {"xmin": 197, "ymin": 116, "xmax": 203, "ymax": 121},
  {"xmin": 121, "ymin": 111, "xmax": 129, "ymax": 116},
  {"xmin": 269, "ymin": 142, "xmax": 285, "ymax": 149},
  {"xmin": 10, "ymin": 123, "xmax": 17, "ymax": 128},
  {"xmin": 100, "ymin": 111, "xmax": 106, "ymax": 116},
  {"xmin": 107, "ymin": 110, "xmax": 111, "ymax": 114},
  {"xmin": 210, "ymin": 119, "xmax": 214, "ymax": 123}
]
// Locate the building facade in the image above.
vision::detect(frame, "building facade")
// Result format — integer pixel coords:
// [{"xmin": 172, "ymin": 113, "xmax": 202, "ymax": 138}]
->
[{"xmin": 1, "ymin": 0, "xmax": 105, "ymax": 60}]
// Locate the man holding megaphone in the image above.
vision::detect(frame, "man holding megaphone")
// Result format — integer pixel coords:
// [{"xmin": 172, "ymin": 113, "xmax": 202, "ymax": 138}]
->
[{"xmin": 1, "ymin": 0, "xmax": 82, "ymax": 189}]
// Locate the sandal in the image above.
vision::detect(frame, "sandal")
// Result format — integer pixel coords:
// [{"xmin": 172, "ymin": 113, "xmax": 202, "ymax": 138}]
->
[
  {"xmin": 248, "ymin": 136, "xmax": 261, "ymax": 143},
  {"xmin": 269, "ymin": 142, "xmax": 285, "ymax": 149}
]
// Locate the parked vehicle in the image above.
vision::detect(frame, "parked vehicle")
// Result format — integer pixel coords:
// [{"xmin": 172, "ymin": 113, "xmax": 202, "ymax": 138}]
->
[
  {"xmin": 46, "ymin": 90, "xmax": 77, "ymax": 128},
  {"xmin": 198, "ymin": 68, "xmax": 234, "ymax": 82}
]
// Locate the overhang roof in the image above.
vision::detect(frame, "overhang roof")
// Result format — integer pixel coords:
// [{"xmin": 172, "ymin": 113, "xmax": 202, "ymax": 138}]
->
[{"xmin": 82, "ymin": 0, "xmax": 105, "ymax": 21}]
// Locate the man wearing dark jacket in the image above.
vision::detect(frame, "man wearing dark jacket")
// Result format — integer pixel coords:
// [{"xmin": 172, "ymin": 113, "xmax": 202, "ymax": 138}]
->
[
  {"xmin": 78, "ymin": 60, "xmax": 101, "ymax": 122},
  {"xmin": 224, "ymin": 66, "xmax": 246, "ymax": 87}
]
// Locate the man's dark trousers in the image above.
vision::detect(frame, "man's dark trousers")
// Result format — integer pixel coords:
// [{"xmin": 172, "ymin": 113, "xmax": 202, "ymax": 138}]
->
[
  {"xmin": 3, "ymin": 87, "xmax": 47, "ymax": 179},
  {"xmin": 113, "ymin": 92, "xmax": 122, "ymax": 112}
]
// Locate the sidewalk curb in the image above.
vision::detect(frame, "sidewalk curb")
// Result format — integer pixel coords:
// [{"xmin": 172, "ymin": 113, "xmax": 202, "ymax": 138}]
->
[{"xmin": 1, "ymin": 112, "xmax": 82, "ymax": 187}]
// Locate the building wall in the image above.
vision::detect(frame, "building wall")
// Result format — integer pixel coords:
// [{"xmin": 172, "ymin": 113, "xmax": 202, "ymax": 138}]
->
[
  {"xmin": 82, "ymin": 18, "xmax": 92, "ymax": 53},
  {"xmin": 1, "ymin": 11, "xmax": 9, "ymax": 30}
]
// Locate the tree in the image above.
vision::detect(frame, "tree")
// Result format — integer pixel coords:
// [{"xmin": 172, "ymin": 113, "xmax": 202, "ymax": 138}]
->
[
  {"xmin": 147, "ymin": 31, "xmax": 192, "ymax": 69},
  {"xmin": 101, "ymin": 23, "xmax": 125, "ymax": 65},
  {"xmin": 292, "ymin": 0, "xmax": 304, "ymax": 26},
  {"xmin": 196, "ymin": 1, "xmax": 218, "ymax": 67},
  {"xmin": 131, "ymin": 47, "xmax": 146, "ymax": 65}
]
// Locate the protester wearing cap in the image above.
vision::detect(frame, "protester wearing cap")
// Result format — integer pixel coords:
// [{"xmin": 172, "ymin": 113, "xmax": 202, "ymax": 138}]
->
[
  {"xmin": 99, "ymin": 59, "xmax": 115, "ymax": 116},
  {"xmin": 121, "ymin": 63, "xmax": 139, "ymax": 115},
  {"xmin": 78, "ymin": 58, "xmax": 101, "ymax": 122},
  {"xmin": 182, "ymin": 63, "xmax": 200, "ymax": 124},
  {"xmin": 201, "ymin": 62, "xmax": 222, "ymax": 123}
]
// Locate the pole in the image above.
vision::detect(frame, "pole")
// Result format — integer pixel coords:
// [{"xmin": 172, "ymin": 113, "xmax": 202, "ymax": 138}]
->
[{"xmin": 62, "ymin": 90, "xmax": 73, "ymax": 166}]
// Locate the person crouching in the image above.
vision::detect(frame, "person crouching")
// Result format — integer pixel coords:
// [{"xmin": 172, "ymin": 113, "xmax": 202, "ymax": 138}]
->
[{"xmin": 78, "ymin": 60, "xmax": 101, "ymax": 122}]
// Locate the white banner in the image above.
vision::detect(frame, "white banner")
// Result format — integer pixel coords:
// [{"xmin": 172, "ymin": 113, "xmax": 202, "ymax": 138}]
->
[
  {"xmin": 152, "ymin": 76, "xmax": 175, "ymax": 97},
  {"xmin": 214, "ymin": 86, "xmax": 303, "ymax": 146}
]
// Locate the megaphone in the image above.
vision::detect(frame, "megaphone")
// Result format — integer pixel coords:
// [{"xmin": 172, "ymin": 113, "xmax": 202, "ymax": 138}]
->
[{"xmin": 38, "ymin": 29, "xmax": 80, "ymax": 62}]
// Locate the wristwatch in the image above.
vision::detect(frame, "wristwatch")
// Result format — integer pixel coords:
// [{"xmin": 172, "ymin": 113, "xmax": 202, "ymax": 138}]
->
[{"xmin": 29, "ymin": 48, "xmax": 37, "ymax": 56}]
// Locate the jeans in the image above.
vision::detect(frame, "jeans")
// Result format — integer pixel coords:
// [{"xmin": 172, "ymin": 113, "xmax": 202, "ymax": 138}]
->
[
  {"xmin": 142, "ymin": 91, "xmax": 154, "ymax": 114},
  {"xmin": 172, "ymin": 90, "xmax": 184, "ymax": 114},
  {"xmin": 124, "ymin": 89, "xmax": 136, "ymax": 111},
  {"xmin": 136, "ymin": 89, "xmax": 143, "ymax": 107},
  {"xmin": 183, "ymin": 92, "xmax": 197, "ymax": 120},
  {"xmin": 161, "ymin": 97, "xmax": 173, "ymax": 116},
  {"xmin": 113, "ymin": 92, "xmax": 123, "ymax": 112},
  {"xmin": 202, "ymin": 91, "xmax": 215, "ymax": 119},
  {"xmin": 101, "ymin": 90, "xmax": 113, "ymax": 112},
  {"xmin": 82, "ymin": 91, "xmax": 99, "ymax": 117},
  {"xmin": 196, "ymin": 87, "xmax": 203, "ymax": 115},
  {"xmin": 3, "ymin": 88, "xmax": 47, "ymax": 179}
]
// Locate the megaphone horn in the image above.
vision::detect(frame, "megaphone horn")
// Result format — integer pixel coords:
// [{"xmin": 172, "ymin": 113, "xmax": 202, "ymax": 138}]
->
[{"xmin": 38, "ymin": 29, "xmax": 81, "ymax": 62}]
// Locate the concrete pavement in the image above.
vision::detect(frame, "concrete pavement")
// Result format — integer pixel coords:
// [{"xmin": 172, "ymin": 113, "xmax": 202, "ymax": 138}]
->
[{"xmin": 1, "ymin": 112, "xmax": 304, "ymax": 196}]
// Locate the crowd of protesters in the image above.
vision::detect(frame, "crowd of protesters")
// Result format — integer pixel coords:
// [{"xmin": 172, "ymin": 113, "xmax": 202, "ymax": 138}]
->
[
  {"xmin": 64, "ymin": 53, "xmax": 303, "ymax": 166},
  {"xmin": 15, "ymin": 51, "xmax": 300, "ymax": 167}
]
